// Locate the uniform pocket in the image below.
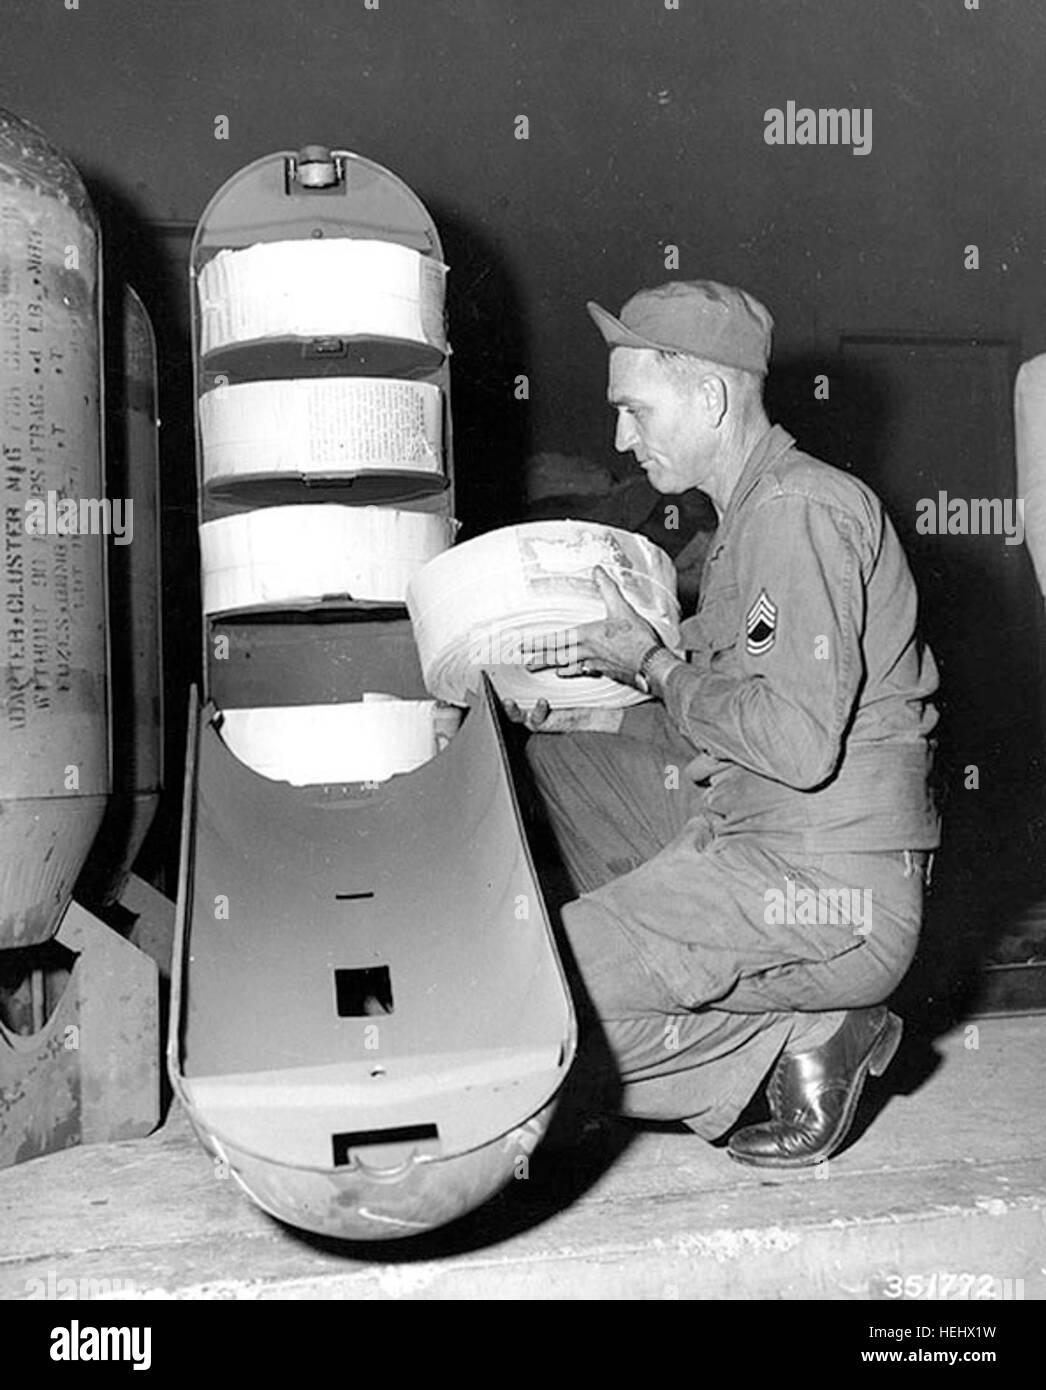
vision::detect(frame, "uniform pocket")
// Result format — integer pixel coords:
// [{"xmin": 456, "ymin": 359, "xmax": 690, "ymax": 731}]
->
[
  {"xmin": 697, "ymin": 583, "xmax": 740, "ymax": 656},
  {"xmin": 760, "ymin": 849, "xmax": 871, "ymax": 963}
]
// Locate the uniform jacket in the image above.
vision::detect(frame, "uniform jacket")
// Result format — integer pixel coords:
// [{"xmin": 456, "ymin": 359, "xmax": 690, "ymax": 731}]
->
[{"xmin": 658, "ymin": 424, "xmax": 941, "ymax": 852}]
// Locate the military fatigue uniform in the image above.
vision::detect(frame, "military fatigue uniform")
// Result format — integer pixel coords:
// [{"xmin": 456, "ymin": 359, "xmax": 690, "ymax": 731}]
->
[{"xmin": 527, "ymin": 425, "xmax": 940, "ymax": 1138}]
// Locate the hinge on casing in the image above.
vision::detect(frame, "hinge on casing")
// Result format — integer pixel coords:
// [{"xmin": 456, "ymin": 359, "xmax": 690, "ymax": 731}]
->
[{"xmin": 285, "ymin": 145, "xmax": 345, "ymax": 192}]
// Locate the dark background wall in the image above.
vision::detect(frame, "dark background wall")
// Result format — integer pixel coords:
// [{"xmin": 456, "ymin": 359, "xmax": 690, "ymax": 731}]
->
[
  {"xmin": 4, "ymin": 0, "xmax": 1045, "ymax": 466},
  {"xmin": 3, "ymin": 0, "xmax": 1045, "ymax": 987}
]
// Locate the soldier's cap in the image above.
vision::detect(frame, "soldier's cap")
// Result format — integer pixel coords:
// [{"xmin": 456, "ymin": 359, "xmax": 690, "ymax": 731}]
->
[{"xmin": 586, "ymin": 280, "xmax": 773, "ymax": 375}]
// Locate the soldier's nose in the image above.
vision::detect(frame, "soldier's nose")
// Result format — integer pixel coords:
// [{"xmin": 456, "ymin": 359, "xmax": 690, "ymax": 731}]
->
[{"xmin": 615, "ymin": 416, "xmax": 637, "ymax": 453}]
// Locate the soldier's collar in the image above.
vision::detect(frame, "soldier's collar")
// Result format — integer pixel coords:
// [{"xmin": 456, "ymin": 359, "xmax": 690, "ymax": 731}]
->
[{"xmin": 718, "ymin": 424, "xmax": 796, "ymax": 530}]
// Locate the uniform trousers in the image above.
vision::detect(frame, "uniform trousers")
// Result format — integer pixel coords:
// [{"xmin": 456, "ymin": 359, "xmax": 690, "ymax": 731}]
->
[{"xmin": 526, "ymin": 706, "xmax": 926, "ymax": 1139}]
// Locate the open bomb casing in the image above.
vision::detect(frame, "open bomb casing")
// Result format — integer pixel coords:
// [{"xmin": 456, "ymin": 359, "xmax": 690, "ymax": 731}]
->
[{"xmin": 171, "ymin": 146, "xmax": 576, "ymax": 1239}]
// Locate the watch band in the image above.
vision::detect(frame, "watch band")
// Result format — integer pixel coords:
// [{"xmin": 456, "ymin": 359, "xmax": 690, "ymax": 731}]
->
[
  {"xmin": 634, "ymin": 641, "xmax": 666, "ymax": 695},
  {"xmin": 638, "ymin": 644, "xmax": 684, "ymax": 697}
]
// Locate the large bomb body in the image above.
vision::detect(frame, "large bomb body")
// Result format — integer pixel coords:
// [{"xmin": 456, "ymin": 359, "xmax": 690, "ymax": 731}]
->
[{"xmin": 0, "ymin": 109, "xmax": 109, "ymax": 948}]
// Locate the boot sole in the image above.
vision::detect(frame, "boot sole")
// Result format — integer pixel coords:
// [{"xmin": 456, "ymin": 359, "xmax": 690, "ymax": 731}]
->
[{"xmin": 728, "ymin": 1011, "xmax": 904, "ymax": 1170}]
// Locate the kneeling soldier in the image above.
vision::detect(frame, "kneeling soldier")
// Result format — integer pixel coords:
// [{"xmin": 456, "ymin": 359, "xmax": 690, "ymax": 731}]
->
[{"xmin": 514, "ymin": 280, "xmax": 939, "ymax": 1167}]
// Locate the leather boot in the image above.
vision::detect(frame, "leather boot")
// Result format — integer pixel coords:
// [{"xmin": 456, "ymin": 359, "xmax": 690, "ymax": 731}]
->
[{"xmin": 727, "ymin": 1006, "xmax": 903, "ymax": 1168}]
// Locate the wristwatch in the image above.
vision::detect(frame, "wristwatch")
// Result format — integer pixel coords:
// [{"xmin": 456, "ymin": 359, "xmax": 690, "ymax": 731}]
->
[{"xmin": 634, "ymin": 642, "xmax": 666, "ymax": 695}]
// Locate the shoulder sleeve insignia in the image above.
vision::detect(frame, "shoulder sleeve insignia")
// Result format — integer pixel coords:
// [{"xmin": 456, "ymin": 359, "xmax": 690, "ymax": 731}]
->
[{"xmin": 746, "ymin": 589, "xmax": 778, "ymax": 655}]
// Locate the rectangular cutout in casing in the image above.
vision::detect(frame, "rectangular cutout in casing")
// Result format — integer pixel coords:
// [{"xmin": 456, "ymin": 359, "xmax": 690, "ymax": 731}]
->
[
  {"xmin": 334, "ymin": 965, "xmax": 393, "ymax": 1017},
  {"xmin": 332, "ymin": 1124, "xmax": 439, "ymax": 1167}
]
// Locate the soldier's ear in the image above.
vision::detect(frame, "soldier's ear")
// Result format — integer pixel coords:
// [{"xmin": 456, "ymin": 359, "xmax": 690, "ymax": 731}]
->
[{"xmin": 698, "ymin": 372, "xmax": 729, "ymax": 428}]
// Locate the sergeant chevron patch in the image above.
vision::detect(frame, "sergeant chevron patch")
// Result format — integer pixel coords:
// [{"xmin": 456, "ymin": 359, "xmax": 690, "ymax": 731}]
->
[{"xmin": 746, "ymin": 589, "xmax": 778, "ymax": 655}]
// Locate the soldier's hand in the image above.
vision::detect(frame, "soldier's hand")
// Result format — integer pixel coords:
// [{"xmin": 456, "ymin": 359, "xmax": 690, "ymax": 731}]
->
[
  {"xmin": 526, "ymin": 566, "xmax": 660, "ymax": 689},
  {"xmin": 501, "ymin": 697, "xmax": 626, "ymax": 734},
  {"xmin": 501, "ymin": 697, "xmax": 552, "ymax": 731}
]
